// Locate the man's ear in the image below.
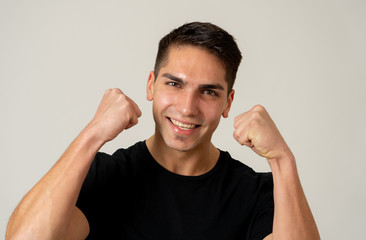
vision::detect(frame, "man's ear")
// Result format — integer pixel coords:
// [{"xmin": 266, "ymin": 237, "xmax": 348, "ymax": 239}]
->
[
  {"xmin": 147, "ymin": 71, "xmax": 155, "ymax": 101},
  {"xmin": 222, "ymin": 89, "xmax": 235, "ymax": 118}
]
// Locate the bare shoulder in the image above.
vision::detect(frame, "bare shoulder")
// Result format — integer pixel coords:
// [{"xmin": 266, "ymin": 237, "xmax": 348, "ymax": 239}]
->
[{"xmin": 65, "ymin": 207, "xmax": 90, "ymax": 240}]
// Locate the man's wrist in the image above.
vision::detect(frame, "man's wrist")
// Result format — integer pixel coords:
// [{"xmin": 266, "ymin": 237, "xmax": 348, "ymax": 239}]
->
[
  {"xmin": 267, "ymin": 150, "xmax": 298, "ymax": 179},
  {"xmin": 77, "ymin": 123, "xmax": 108, "ymax": 154}
]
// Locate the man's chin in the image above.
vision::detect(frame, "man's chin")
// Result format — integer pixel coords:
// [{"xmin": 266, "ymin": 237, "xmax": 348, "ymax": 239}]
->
[{"xmin": 165, "ymin": 138, "xmax": 199, "ymax": 153}]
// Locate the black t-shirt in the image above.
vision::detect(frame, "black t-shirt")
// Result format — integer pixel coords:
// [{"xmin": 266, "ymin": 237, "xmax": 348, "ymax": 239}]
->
[{"xmin": 76, "ymin": 141, "xmax": 274, "ymax": 240}]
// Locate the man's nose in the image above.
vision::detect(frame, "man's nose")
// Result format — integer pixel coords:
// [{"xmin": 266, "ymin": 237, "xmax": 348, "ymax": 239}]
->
[{"xmin": 177, "ymin": 90, "xmax": 199, "ymax": 116}]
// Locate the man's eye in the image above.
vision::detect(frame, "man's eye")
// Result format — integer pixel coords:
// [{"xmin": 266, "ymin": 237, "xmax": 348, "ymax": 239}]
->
[
  {"xmin": 167, "ymin": 82, "xmax": 179, "ymax": 87},
  {"xmin": 203, "ymin": 89, "xmax": 218, "ymax": 96}
]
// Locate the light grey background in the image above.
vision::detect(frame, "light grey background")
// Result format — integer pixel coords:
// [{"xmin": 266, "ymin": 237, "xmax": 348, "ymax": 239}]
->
[{"xmin": 1, "ymin": 0, "xmax": 365, "ymax": 239}]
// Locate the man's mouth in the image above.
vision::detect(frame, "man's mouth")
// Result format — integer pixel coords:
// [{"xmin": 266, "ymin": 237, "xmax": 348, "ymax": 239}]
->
[{"xmin": 169, "ymin": 118, "xmax": 199, "ymax": 130}]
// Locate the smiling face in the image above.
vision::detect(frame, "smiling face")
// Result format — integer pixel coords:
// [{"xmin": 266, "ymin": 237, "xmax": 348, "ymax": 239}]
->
[{"xmin": 147, "ymin": 45, "xmax": 234, "ymax": 153}]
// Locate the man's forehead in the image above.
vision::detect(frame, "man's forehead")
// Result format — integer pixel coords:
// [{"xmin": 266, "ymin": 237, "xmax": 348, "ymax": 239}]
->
[{"xmin": 163, "ymin": 46, "xmax": 225, "ymax": 77}]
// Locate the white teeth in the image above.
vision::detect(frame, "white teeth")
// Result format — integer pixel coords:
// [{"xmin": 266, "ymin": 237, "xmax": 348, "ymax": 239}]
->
[{"xmin": 170, "ymin": 118, "xmax": 197, "ymax": 130}]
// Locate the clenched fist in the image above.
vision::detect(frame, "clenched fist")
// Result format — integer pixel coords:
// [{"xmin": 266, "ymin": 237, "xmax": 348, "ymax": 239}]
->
[
  {"xmin": 88, "ymin": 88, "xmax": 142, "ymax": 143},
  {"xmin": 233, "ymin": 105, "xmax": 292, "ymax": 161}
]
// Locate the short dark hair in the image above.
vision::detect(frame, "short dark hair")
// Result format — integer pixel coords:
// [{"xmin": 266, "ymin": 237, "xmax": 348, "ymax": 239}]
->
[{"xmin": 154, "ymin": 22, "xmax": 242, "ymax": 94}]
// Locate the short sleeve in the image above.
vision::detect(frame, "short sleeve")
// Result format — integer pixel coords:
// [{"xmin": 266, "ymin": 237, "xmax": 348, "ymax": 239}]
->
[
  {"xmin": 249, "ymin": 172, "xmax": 274, "ymax": 240},
  {"xmin": 75, "ymin": 153, "xmax": 100, "ymax": 236},
  {"xmin": 76, "ymin": 152, "xmax": 119, "ymax": 239}
]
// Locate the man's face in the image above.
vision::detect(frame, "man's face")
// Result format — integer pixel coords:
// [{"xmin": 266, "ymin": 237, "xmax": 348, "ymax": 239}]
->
[{"xmin": 147, "ymin": 45, "xmax": 234, "ymax": 152}]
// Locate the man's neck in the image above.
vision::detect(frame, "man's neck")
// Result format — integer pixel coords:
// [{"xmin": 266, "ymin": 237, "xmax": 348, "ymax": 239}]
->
[{"xmin": 146, "ymin": 135, "xmax": 220, "ymax": 176}]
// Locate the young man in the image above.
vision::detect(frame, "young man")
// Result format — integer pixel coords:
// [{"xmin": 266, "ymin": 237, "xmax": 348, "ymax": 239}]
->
[{"xmin": 6, "ymin": 22, "xmax": 320, "ymax": 239}]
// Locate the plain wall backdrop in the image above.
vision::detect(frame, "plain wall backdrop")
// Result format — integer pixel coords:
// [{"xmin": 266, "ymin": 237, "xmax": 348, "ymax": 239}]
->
[{"xmin": 1, "ymin": 0, "xmax": 365, "ymax": 239}]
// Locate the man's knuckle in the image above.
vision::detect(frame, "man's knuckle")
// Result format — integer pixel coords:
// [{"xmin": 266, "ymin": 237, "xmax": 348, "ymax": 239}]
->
[
  {"xmin": 252, "ymin": 105, "xmax": 265, "ymax": 112},
  {"xmin": 112, "ymin": 88, "xmax": 122, "ymax": 93},
  {"xmin": 251, "ymin": 110, "xmax": 262, "ymax": 121}
]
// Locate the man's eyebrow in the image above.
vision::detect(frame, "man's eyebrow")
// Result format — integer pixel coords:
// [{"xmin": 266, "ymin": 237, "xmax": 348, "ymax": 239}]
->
[
  {"xmin": 199, "ymin": 84, "xmax": 225, "ymax": 91},
  {"xmin": 161, "ymin": 73, "xmax": 185, "ymax": 85}
]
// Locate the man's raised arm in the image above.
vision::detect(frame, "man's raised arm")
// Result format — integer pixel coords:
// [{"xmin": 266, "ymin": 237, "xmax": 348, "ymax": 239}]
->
[
  {"xmin": 6, "ymin": 89, "xmax": 141, "ymax": 240},
  {"xmin": 233, "ymin": 105, "xmax": 320, "ymax": 240}
]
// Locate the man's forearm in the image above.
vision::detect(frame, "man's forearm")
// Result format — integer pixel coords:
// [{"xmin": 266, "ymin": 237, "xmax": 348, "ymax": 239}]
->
[
  {"xmin": 6, "ymin": 125, "xmax": 103, "ymax": 240},
  {"xmin": 6, "ymin": 89, "xmax": 142, "ymax": 240},
  {"xmin": 268, "ymin": 154, "xmax": 320, "ymax": 240}
]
